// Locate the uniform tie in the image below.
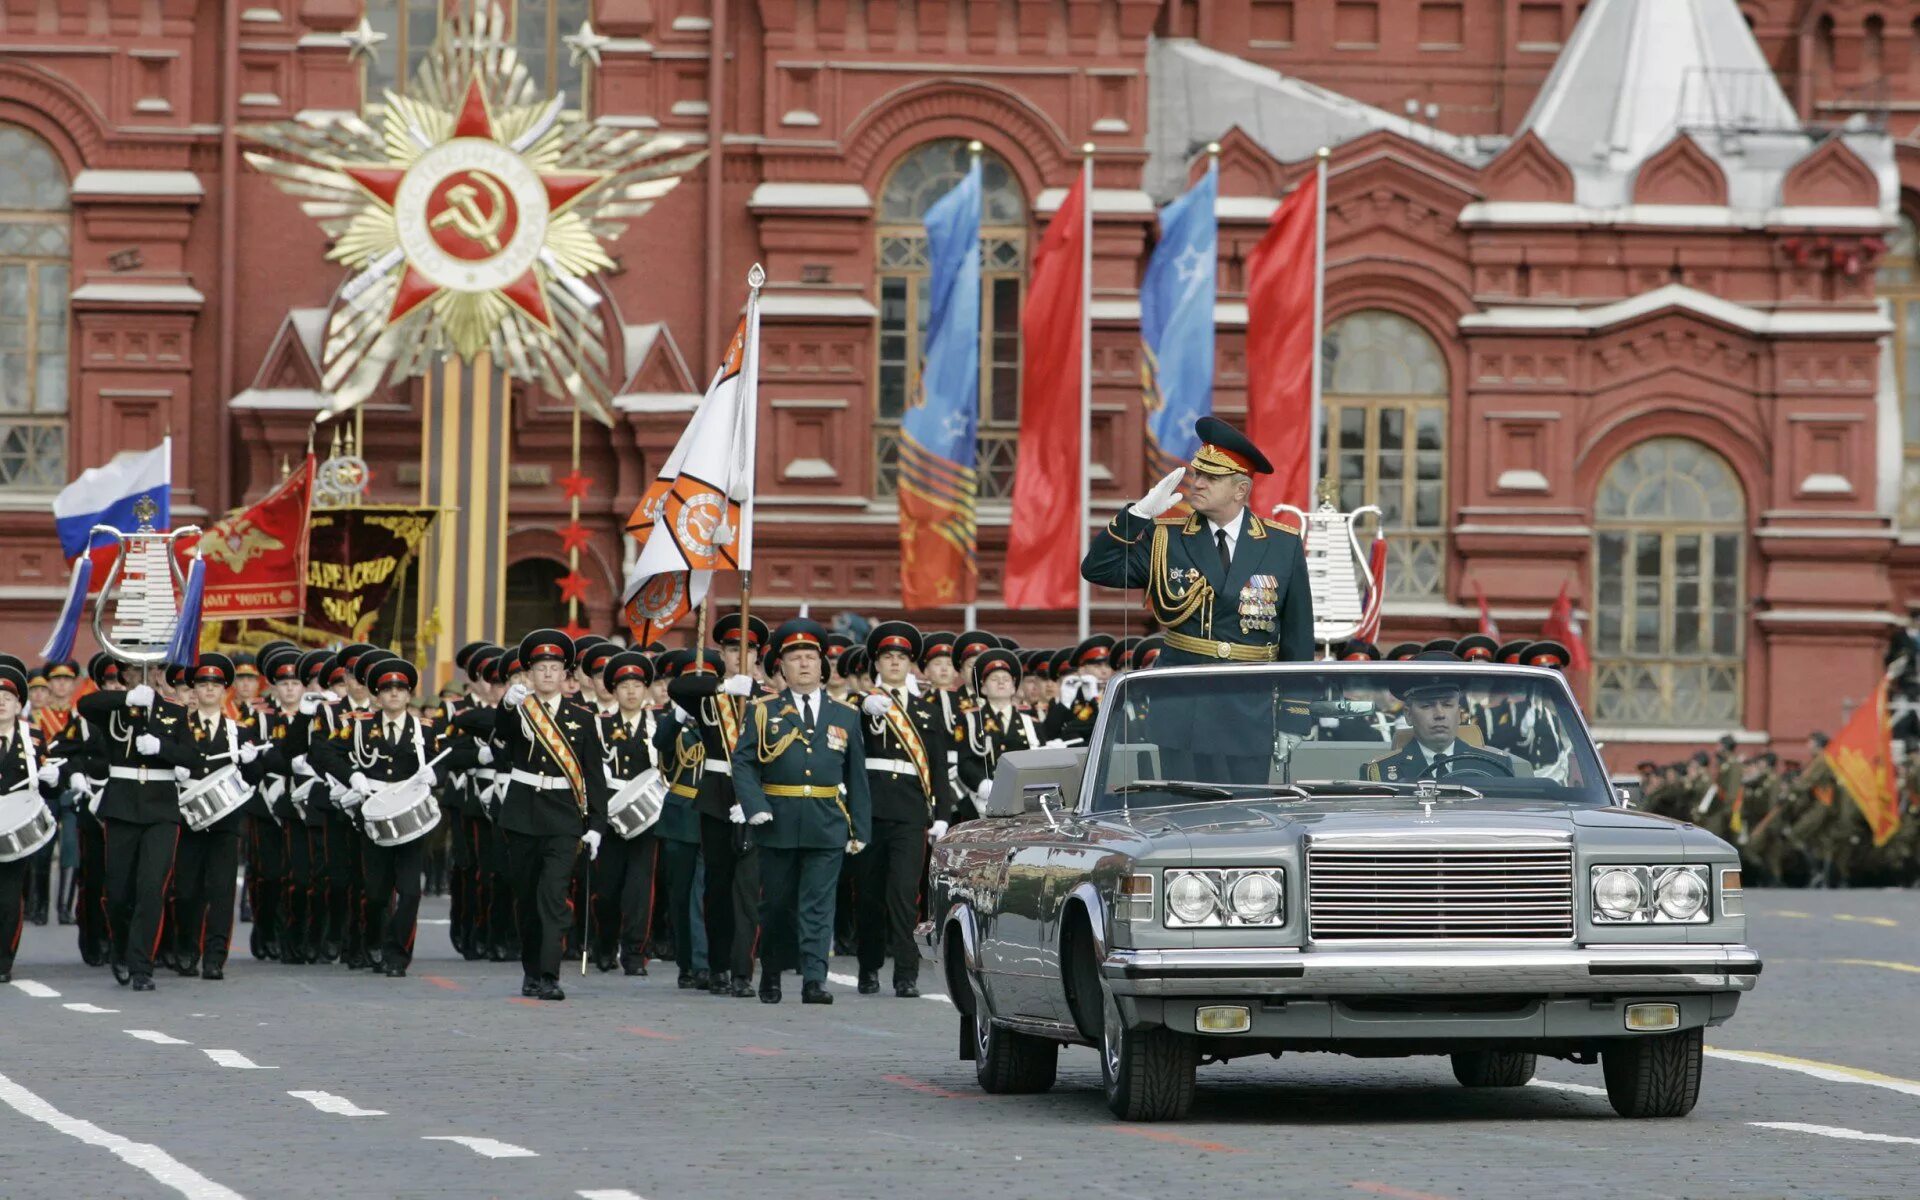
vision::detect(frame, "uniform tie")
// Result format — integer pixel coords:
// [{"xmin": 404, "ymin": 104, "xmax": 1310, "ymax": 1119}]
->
[
  {"xmin": 1215, "ymin": 528, "xmax": 1232, "ymax": 575},
  {"xmin": 387, "ymin": 720, "xmax": 400, "ymax": 746},
  {"xmin": 800, "ymin": 696, "xmax": 814, "ymax": 729}
]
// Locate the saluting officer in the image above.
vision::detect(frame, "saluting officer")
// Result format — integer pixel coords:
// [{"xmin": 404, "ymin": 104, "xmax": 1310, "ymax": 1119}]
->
[
  {"xmin": 956, "ymin": 649, "xmax": 1043, "ymax": 816},
  {"xmin": 493, "ymin": 630, "xmax": 610, "ymax": 1002},
  {"xmin": 733, "ymin": 619, "xmax": 871, "ymax": 1006},
  {"xmin": 77, "ymin": 666, "xmax": 197, "ymax": 991},
  {"xmin": 853, "ymin": 621, "xmax": 956, "ymax": 998},
  {"xmin": 590, "ymin": 651, "xmax": 662, "ymax": 975},
  {"xmin": 1082, "ymin": 415, "xmax": 1313, "ymax": 664}
]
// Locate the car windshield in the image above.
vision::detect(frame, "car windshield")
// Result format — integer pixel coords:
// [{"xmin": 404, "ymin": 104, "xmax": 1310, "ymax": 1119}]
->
[{"xmin": 1088, "ymin": 665, "xmax": 1609, "ymax": 813}]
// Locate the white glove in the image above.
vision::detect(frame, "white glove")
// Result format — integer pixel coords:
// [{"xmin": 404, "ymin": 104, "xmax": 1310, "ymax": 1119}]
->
[
  {"xmin": 1274, "ymin": 731, "xmax": 1303, "ymax": 759},
  {"xmin": 338, "ymin": 789, "xmax": 366, "ymax": 810},
  {"xmin": 581, "ymin": 830, "xmax": 601, "ymax": 861},
  {"xmin": 1128, "ymin": 466, "xmax": 1186, "ymax": 520},
  {"xmin": 748, "ymin": 809, "xmax": 772, "ymax": 826},
  {"xmin": 975, "ymin": 778, "xmax": 993, "ymax": 804},
  {"xmin": 604, "ymin": 766, "xmax": 623, "ymax": 789},
  {"xmin": 728, "ymin": 803, "xmax": 746, "ymax": 825},
  {"xmin": 292, "ymin": 754, "xmax": 313, "ymax": 777},
  {"xmin": 88, "ymin": 787, "xmax": 104, "ymax": 815},
  {"xmin": 502, "ymin": 683, "xmax": 530, "ymax": 709},
  {"xmin": 476, "ymin": 744, "xmax": 493, "ymax": 766},
  {"xmin": 723, "ymin": 674, "xmax": 754, "ymax": 698},
  {"xmin": 126, "ymin": 684, "xmax": 155, "ymax": 708},
  {"xmin": 846, "ymin": 839, "xmax": 867, "ymax": 855},
  {"xmin": 237, "ymin": 741, "xmax": 262, "ymax": 764},
  {"xmin": 350, "ymin": 772, "xmax": 373, "ymax": 795},
  {"xmin": 670, "ymin": 702, "xmax": 692, "ymax": 724},
  {"xmin": 298, "ymin": 694, "xmax": 320, "ymax": 715},
  {"xmin": 173, "ymin": 766, "xmax": 192, "ymax": 783},
  {"xmin": 37, "ymin": 763, "xmax": 60, "ymax": 785},
  {"xmin": 135, "ymin": 733, "xmax": 161, "ymax": 757},
  {"xmin": 862, "ymin": 692, "xmax": 892, "ymax": 717},
  {"xmin": 416, "ymin": 766, "xmax": 438, "ymax": 788},
  {"xmin": 929, "ymin": 820, "xmax": 949, "ymax": 841}
]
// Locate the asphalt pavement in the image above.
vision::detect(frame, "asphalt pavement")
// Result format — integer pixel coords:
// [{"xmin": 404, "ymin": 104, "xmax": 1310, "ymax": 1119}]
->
[{"xmin": 2, "ymin": 887, "xmax": 1916, "ymax": 1200}]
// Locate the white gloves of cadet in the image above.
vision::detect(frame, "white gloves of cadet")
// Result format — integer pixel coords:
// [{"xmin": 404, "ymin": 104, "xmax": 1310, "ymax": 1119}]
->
[
  {"xmin": 974, "ymin": 779, "xmax": 993, "ymax": 809},
  {"xmin": 728, "ymin": 803, "xmax": 746, "ymax": 825},
  {"xmin": 416, "ymin": 766, "xmax": 438, "ymax": 788},
  {"xmin": 237, "ymin": 741, "xmax": 262, "ymax": 765},
  {"xmin": 861, "ymin": 692, "xmax": 892, "ymax": 718},
  {"xmin": 476, "ymin": 744, "xmax": 494, "ymax": 766},
  {"xmin": 349, "ymin": 772, "xmax": 374, "ymax": 796},
  {"xmin": 722, "ymin": 674, "xmax": 755, "ymax": 698},
  {"xmin": 298, "ymin": 693, "xmax": 321, "ymax": 715},
  {"xmin": 135, "ymin": 733, "xmax": 161, "ymax": 757},
  {"xmin": 172, "ymin": 766, "xmax": 192, "ymax": 783},
  {"xmin": 502, "ymin": 683, "xmax": 530, "ymax": 709},
  {"xmin": 581, "ymin": 830, "xmax": 601, "ymax": 861},
  {"xmin": 37, "ymin": 763, "xmax": 60, "ymax": 786},
  {"xmin": 291, "ymin": 754, "xmax": 314, "ymax": 778},
  {"xmin": 670, "ymin": 702, "xmax": 692, "ymax": 724},
  {"xmin": 748, "ymin": 810, "xmax": 772, "ymax": 826},
  {"xmin": 1129, "ymin": 466, "xmax": 1187, "ymax": 520},
  {"xmin": 126, "ymin": 684, "xmax": 155, "ymax": 709},
  {"xmin": 846, "ymin": 839, "xmax": 867, "ymax": 855},
  {"xmin": 928, "ymin": 820, "xmax": 949, "ymax": 842}
]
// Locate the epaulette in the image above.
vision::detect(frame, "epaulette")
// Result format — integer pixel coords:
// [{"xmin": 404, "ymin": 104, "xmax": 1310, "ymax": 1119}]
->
[
  {"xmin": 1262, "ymin": 514, "xmax": 1302, "ymax": 536},
  {"xmin": 749, "ymin": 693, "xmax": 779, "ymax": 708},
  {"xmin": 352, "ymin": 712, "xmax": 377, "ymax": 722},
  {"xmin": 1153, "ymin": 515, "xmax": 1186, "ymax": 526}
]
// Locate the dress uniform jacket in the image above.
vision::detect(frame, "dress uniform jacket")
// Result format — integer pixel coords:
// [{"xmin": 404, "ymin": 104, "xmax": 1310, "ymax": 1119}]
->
[
  {"xmin": 1361, "ymin": 739, "xmax": 1509, "ymax": 783},
  {"xmin": 1081, "ymin": 507, "xmax": 1314, "ymax": 665},
  {"xmin": 957, "ymin": 704, "xmax": 1044, "ymax": 798},
  {"xmin": 492, "ymin": 695, "xmax": 611, "ymax": 838},
  {"xmin": 733, "ymin": 691, "xmax": 872, "ymax": 851},
  {"xmin": 663, "ymin": 676, "xmax": 745, "ymax": 822},
  {"xmin": 859, "ymin": 689, "xmax": 956, "ymax": 826},
  {"xmin": 651, "ymin": 716, "xmax": 704, "ymax": 846},
  {"xmin": 182, "ymin": 709, "xmax": 270, "ymax": 820},
  {"xmin": 1040, "ymin": 694, "xmax": 1100, "ymax": 748},
  {"xmin": 76, "ymin": 691, "xmax": 197, "ymax": 824}
]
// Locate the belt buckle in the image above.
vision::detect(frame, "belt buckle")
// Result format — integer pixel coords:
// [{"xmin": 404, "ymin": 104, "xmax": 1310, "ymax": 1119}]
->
[{"xmin": 1215, "ymin": 641, "xmax": 1231, "ymax": 660}]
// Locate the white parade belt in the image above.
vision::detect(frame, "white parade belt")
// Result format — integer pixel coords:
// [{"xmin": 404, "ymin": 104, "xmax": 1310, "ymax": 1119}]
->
[
  {"xmin": 866, "ymin": 758, "xmax": 919, "ymax": 776},
  {"xmin": 702, "ymin": 758, "xmax": 732, "ymax": 776},
  {"xmin": 109, "ymin": 765, "xmax": 172, "ymax": 784},
  {"xmin": 509, "ymin": 769, "xmax": 573, "ymax": 792}
]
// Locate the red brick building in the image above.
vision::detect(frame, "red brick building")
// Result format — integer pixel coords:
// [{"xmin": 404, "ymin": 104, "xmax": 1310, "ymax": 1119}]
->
[{"xmin": 4, "ymin": 0, "xmax": 1920, "ymax": 767}]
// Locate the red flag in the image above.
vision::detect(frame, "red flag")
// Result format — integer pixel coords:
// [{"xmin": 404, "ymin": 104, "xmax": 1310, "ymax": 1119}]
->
[
  {"xmin": 1245, "ymin": 169, "xmax": 1319, "ymax": 517},
  {"xmin": 1475, "ymin": 581, "xmax": 1501, "ymax": 640},
  {"xmin": 1541, "ymin": 580, "xmax": 1591, "ymax": 671},
  {"xmin": 1825, "ymin": 677, "xmax": 1902, "ymax": 847},
  {"xmin": 1353, "ymin": 531, "xmax": 1388, "ymax": 644},
  {"xmin": 185, "ymin": 456, "xmax": 315, "ymax": 620},
  {"xmin": 1004, "ymin": 170, "xmax": 1086, "ymax": 610}
]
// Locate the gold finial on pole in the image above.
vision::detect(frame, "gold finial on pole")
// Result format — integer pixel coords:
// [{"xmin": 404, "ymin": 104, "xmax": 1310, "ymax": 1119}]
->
[
  {"xmin": 1317, "ymin": 145, "xmax": 1331, "ymax": 160},
  {"xmin": 1206, "ymin": 141, "xmax": 1221, "ymax": 158}
]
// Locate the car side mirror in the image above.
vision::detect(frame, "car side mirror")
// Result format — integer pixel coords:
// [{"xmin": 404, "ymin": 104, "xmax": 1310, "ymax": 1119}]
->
[
  {"xmin": 981, "ymin": 780, "xmax": 1028, "ymax": 818},
  {"xmin": 1024, "ymin": 783, "xmax": 1064, "ymax": 831}
]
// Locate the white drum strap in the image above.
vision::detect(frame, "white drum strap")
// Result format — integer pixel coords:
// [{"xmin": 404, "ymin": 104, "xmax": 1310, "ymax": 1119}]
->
[{"xmin": 19, "ymin": 720, "xmax": 38, "ymax": 786}]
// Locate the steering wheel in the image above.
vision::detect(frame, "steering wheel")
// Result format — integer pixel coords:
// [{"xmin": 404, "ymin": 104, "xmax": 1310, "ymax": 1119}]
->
[{"xmin": 1415, "ymin": 752, "xmax": 1516, "ymax": 780}]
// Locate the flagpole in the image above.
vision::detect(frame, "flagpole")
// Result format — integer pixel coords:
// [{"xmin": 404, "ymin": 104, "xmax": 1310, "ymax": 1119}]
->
[
  {"xmin": 1077, "ymin": 142, "xmax": 1093, "ymax": 641},
  {"xmin": 1307, "ymin": 146, "xmax": 1329, "ymax": 501},
  {"xmin": 964, "ymin": 140, "xmax": 982, "ymax": 639},
  {"xmin": 737, "ymin": 264, "xmax": 764, "ymax": 672}
]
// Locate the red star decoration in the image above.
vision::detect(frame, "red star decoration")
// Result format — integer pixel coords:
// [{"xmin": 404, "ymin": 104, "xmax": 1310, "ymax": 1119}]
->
[
  {"xmin": 560, "ymin": 620, "xmax": 593, "ymax": 642},
  {"xmin": 558, "ymin": 520, "xmax": 593, "ymax": 554},
  {"xmin": 341, "ymin": 75, "xmax": 606, "ymax": 329},
  {"xmin": 557, "ymin": 571, "xmax": 592, "ymax": 604},
  {"xmin": 558, "ymin": 470, "xmax": 593, "ymax": 501}
]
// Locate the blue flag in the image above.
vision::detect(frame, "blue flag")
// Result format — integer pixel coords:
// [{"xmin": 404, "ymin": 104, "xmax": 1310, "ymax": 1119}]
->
[
  {"xmin": 899, "ymin": 159, "xmax": 982, "ymax": 608},
  {"xmin": 1140, "ymin": 161, "xmax": 1218, "ymax": 473}
]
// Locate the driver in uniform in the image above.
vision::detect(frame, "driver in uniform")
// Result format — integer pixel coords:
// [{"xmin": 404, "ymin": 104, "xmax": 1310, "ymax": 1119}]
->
[{"xmin": 1363, "ymin": 658, "xmax": 1511, "ymax": 782}]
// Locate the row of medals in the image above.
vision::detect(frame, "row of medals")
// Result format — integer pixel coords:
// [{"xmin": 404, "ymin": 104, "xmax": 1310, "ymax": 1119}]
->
[{"xmin": 1238, "ymin": 575, "xmax": 1279, "ymax": 634}]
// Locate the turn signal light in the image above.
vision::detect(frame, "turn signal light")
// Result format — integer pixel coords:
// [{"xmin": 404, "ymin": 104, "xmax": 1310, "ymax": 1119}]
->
[
  {"xmin": 1624, "ymin": 1003, "xmax": 1680, "ymax": 1032},
  {"xmin": 1195, "ymin": 1005, "xmax": 1250, "ymax": 1034}
]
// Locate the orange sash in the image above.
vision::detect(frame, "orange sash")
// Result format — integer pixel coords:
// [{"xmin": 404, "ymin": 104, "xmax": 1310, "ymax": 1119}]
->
[
  {"xmin": 877, "ymin": 693, "xmax": 933, "ymax": 807},
  {"xmin": 522, "ymin": 697, "xmax": 588, "ymax": 817}
]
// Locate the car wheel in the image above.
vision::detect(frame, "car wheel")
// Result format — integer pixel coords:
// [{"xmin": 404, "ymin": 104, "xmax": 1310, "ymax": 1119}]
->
[
  {"xmin": 1451, "ymin": 1050, "xmax": 1537, "ymax": 1088},
  {"xmin": 1601, "ymin": 1026, "xmax": 1703, "ymax": 1118},
  {"xmin": 1099, "ymin": 977, "xmax": 1195, "ymax": 1121},
  {"xmin": 969, "ymin": 974, "xmax": 1058, "ymax": 1094}
]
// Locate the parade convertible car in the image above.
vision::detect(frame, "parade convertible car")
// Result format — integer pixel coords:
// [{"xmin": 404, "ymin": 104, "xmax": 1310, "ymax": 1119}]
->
[{"xmin": 918, "ymin": 661, "xmax": 1760, "ymax": 1121}]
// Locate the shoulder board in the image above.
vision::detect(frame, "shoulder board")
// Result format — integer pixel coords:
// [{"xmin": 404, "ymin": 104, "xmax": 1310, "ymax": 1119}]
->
[
  {"xmin": 749, "ymin": 694, "xmax": 779, "ymax": 707},
  {"xmin": 829, "ymin": 697, "xmax": 858, "ymax": 712},
  {"xmin": 1153, "ymin": 515, "xmax": 1186, "ymax": 526},
  {"xmin": 1262, "ymin": 515, "xmax": 1302, "ymax": 536},
  {"xmin": 353, "ymin": 713, "xmax": 376, "ymax": 722}
]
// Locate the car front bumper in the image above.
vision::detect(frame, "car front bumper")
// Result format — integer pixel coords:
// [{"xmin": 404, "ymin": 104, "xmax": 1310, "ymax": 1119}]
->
[{"xmin": 1100, "ymin": 943, "xmax": 1762, "ymax": 998}]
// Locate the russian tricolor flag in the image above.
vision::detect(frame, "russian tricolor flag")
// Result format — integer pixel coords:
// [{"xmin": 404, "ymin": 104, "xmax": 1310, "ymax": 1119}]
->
[{"xmin": 40, "ymin": 439, "xmax": 171, "ymax": 661}]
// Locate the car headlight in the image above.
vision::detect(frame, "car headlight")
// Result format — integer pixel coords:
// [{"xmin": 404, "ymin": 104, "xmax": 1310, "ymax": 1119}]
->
[
  {"xmin": 1163, "ymin": 869, "xmax": 1285, "ymax": 928},
  {"xmin": 1589, "ymin": 864, "xmax": 1715, "ymax": 924}
]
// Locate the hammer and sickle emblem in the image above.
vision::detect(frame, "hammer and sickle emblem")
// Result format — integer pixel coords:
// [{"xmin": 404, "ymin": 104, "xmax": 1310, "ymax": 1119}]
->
[{"xmin": 429, "ymin": 172, "xmax": 509, "ymax": 254}]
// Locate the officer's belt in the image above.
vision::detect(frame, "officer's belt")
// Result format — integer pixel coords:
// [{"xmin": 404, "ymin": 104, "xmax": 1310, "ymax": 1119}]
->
[
  {"xmin": 1163, "ymin": 631, "xmax": 1279, "ymax": 662},
  {"xmin": 669, "ymin": 782, "xmax": 699, "ymax": 799},
  {"xmin": 763, "ymin": 784, "xmax": 840, "ymax": 799},
  {"xmin": 509, "ymin": 769, "xmax": 574, "ymax": 792},
  {"xmin": 109, "ymin": 766, "xmax": 172, "ymax": 784},
  {"xmin": 865, "ymin": 758, "xmax": 918, "ymax": 777},
  {"xmin": 703, "ymin": 758, "xmax": 733, "ymax": 776}
]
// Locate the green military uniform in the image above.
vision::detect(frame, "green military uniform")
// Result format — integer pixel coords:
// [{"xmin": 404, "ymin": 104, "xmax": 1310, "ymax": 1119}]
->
[
  {"xmin": 1361, "ymin": 738, "xmax": 1509, "ymax": 783},
  {"xmin": 733, "ymin": 619, "xmax": 872, "ymax": 1004}
]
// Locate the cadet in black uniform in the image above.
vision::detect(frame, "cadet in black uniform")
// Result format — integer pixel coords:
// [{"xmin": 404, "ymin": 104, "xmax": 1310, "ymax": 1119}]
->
[
  {"xmin": 852, "ymin": 621, "xmax": 956, "ymax": 998},
  {"xmin": 173, "ymin": 654, "xmax": 269, "ymax": 979},
  {"xmin": 59, "ymin": 653, "xmax": 119, "ymax": 967},
  {"xmin": 956, "ymin": 649, "xmax": 1043, "ymax": 814},
  {"xmin": 249, "ymin": 646, "xmax": 309, "ymax": 962},
  {"xmin": 78, "ymin": 667, "xmax": 197, "ymax": 991},
  {"xmin": 492, "ymin": 630, "xmax": 610, "ymax": 1001},
  {"xmin": 591, "ymin": 650, "xmax": 661, "ymax": 975},
  {"xmin": 0, "ymin": 665, "xmax": 57, "ymax": 985},
  {"xmin": 1042, "ymin": 634, "xmax": 1114, "ymax": 748}
]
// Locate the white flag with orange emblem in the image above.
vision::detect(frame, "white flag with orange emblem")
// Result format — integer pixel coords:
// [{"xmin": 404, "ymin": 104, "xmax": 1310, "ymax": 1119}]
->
[{"xmin": 622, "ymin": 270, "xmax": 761, "ymax": 642}]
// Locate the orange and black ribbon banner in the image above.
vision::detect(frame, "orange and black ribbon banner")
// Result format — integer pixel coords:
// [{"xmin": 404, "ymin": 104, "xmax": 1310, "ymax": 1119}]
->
[{"xmin": 521, "ymin": 696, "xmax": 588, "ymax": 817}]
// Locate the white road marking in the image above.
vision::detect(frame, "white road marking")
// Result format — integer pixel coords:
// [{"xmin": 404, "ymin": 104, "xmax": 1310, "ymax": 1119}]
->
[
  {"xmin": 826, "ymin": 972, "xmax": 953, "ymax": 1004},
  {"xmin": 203, "ymin": 1050, "xmax": 276, "ymax": 1070},
  {"xmin": 287, "ymin": 1090, "xmax": 387, "ymax": 1117},
  {"xmin": 1752, "ymin": 1122, "xmax": 1920, "ymax": 1146},
  {"xmin": 8, "ymin": 979, "xmax": 59, "ymax": 998},
  {"xmin": 417, "ymin": 918, "xmax": 451, "ymax": 925},
  {"xmin": 0, "ymin": 1069, "xmax": 246, "ymax": 1200},
  {"xmin": 63, "ymin": 1003, "xmax": 119, "ymax": 1014},
  {"xmin": 578, "ymin": 1191, "xmax": 646, "ymax": 1200},
  {"xmin": 423, "ymin": 1135, "xmax": 539, "ymax": 1158},
  {"xmin": 1529, "ymin": 1079, "xmax": 1609, "ymax": 1098},
  {"xmin": 1707, "ymin": 1048, "xmax": 1920, "ymax": 1100},
  {"xmin": 126, "ymin": 1030, "xmax": 191, "ymax": 1046}
]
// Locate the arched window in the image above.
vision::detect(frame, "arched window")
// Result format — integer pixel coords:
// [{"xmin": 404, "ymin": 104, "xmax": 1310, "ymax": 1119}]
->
[
  {"xmin": 874, "ymin": 139, "xmax": 1027, "ymax": 499},
  {"xmin": 364, "ymin": 1, "xmax": 590, "ymax": 106},
  {"xmin": 0, "ymin": 124, "xmax": 70, "ymax": 491},
  {"xmin": 1591, "ymin": 438, "xmax": 1746, "ymax": 726},
  {"xmin": 1877, "ymin": 210, "xmax": 1920, "ymax": 525},
  {"xmin": 1318, "ymin": 310, "xmax": 1449, "ymax": 598},
  {"xmin": 505, "ymin": 557, "xmax": 569, "ymax": 636}
]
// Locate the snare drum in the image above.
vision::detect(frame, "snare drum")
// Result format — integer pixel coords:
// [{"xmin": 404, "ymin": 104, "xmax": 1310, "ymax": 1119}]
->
[
  {"xmin": 0, "ymin": 785, "xmax": 56, "ymax": 863},
  {"xmin": 361, "ymin": 776, "xmax": 440, "ymax": 847},
  {"xmin": 607, "ymin": 768, "xmax": 666, "ymax": 840},
  {"xmin": 179, "ymin": 765, "xmax": 251, "ymax": 832}
]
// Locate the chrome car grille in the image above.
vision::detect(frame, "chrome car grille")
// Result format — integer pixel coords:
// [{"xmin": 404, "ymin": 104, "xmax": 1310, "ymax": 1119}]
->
[{"xmin": 1307, "ymin": 846, "xmax": 1575, "ymax": 941}]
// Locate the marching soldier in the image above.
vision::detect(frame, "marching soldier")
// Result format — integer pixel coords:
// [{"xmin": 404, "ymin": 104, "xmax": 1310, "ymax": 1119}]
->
[
  {"xmin": 440, "ymin": 641, "xmax": 491, "ymax": 960},
  {"xmin": 733, "ymin": 618, "xmax": 871, "ymax": 1005},
  {"xmin": 652, "ymin": 648, "xmax": 715, "ymax": 989},
  {"xmin": 284, "ymin": 649, "xmax": 335, "ymax": 962},
  {"xmin": 250, "ymin": 646, "xmax": 308, "ymax": 961},
  {"xmin": 956, "ymin": 649, "xmax": 1043, "ymax": 815},
  {"xmin": 853, "ymin": 621, "xmax": 955, "ymax": 998},
  {"xmin": 77, "ymin": 667, "xmax": 197, "ymax": 991},
  {"xmin": 1082, "ymin": 415, "xmax": 1314, "ymax": 664},
  {"xmin": 492, "ymin": 630, "xmax": 610, "ymax": 1002},
  {"xmin": 172, "ymin": 654, "xmax": 268, "ymax": 980},
  {"xmin": 0, "ymin": 665, "xmax": 58, "ymax": 984},
  {"xmin": 590, "ymin": 650, "xmax": 661, "ymax": 975}
]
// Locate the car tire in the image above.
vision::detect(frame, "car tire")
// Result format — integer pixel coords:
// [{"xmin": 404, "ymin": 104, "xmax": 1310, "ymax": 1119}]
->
[
  {"xmin": 1451, "ymin": 1050, "xmax": 1537, "ymax": 1088},
  {"xmin": 1601, "ymin": 1026, "xmax": 1703, "ymax": 1118},
  {"xmin": 1099, "ymin": 980, "xmax": 1195, "ymax": 1121},
  {"xmin": 970, "ymin": 977, "xmax": 1058, "ymax": 1094}
]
